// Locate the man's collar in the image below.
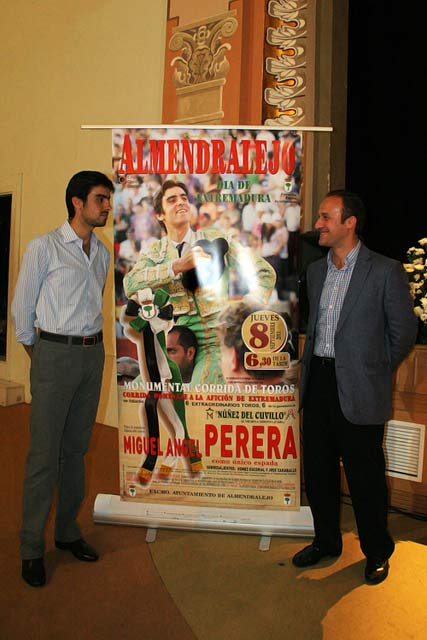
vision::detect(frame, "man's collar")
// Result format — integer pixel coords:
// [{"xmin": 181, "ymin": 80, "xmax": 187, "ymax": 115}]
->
[
  {"xmin": 327, "ymin": 240, "xmax": 361, "ymax": 269},
  {"xmin": 60, "ymin": 220, "xmax": 79, "ymax": 243},
  {"xmin": 171, "ymin": 228, "xmax": 192, "ymax": 246},
  {"xmin": 61, "ymin": 220, "xmax": 97, "ymax": 246}
]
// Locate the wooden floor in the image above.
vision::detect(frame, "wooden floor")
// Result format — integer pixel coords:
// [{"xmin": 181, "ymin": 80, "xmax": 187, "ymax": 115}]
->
[
  {"xmin": 1, "ymin": 403, "xmax": 427, "ymax": 640},
  {"xmin": 0, "ymin": 404, "xmax": 196, "ymax": 640}
]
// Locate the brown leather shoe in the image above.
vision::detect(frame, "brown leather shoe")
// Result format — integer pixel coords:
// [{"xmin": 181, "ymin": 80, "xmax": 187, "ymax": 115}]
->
[
  {"xmin": 22, "ymin": 558, "xmax": 46, "ymax": 587},
  {"xmin": 365, "ymin": 557, "xmax": 389, "ymax": 584},
  {"xmin": 292, "ymin": 543, "xmax": 341, "ymax": 567}
]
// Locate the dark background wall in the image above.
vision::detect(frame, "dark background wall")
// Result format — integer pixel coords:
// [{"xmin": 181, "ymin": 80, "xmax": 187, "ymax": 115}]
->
[{"xmin": 346, "ymin": 1, "xmax": 424, "ymax": 262}]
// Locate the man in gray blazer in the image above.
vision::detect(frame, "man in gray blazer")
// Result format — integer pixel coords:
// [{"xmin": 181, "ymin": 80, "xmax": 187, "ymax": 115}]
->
[{"xmin": 292, "ymin": 190, "xmax": 417, "ymax": 584}]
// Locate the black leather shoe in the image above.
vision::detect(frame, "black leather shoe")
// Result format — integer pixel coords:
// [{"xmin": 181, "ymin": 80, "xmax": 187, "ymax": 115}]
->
[
  {"xmin": 55, "ymin": 538, "xmax": 99, "ymax": 562},
  {"xmin": 22, "ymin": 558, "xmax": 46, "ymax": 587},
  {"xmin": 365, "ymin": 557, "xmax": 389, "ymax": 584},
  {"xmin": 292, "ymin": 543, "xmax": 341, "ymax": 567}
]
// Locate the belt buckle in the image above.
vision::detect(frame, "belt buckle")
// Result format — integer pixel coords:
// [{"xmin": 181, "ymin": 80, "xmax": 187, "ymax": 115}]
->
[{"xmin": 82, "ymin": 335, "xmax": 96, "ymax": 347}]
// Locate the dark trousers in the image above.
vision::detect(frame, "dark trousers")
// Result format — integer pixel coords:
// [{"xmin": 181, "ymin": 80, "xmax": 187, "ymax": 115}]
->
[
  {"xmin": 302, "ymin": 356, "xmax": 394, "ymax": 560},
  {"xmin": 20, "ymin": 337, "xmax": 104, "ymax": 559}
]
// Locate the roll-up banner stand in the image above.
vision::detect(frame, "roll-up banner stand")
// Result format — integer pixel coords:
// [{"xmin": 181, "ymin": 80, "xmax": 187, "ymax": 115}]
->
[{"xmin": 84, "ymin": 125, "xmax": 332, "ymax": 545}]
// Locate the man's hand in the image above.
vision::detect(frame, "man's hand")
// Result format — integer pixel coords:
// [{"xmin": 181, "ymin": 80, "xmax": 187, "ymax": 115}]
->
[
  {"xmin": 172, "ymin": 246, "xmax": 211, "ymax": 275},
  {"xmin": 284, "ymin": 359, "xmax": 300, "ymax": 383}
]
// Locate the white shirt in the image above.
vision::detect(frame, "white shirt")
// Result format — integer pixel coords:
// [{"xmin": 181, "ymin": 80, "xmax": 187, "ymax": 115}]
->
[{"xmin": 12, "ymin": 221, "xmax": 110, "ymax": 344}]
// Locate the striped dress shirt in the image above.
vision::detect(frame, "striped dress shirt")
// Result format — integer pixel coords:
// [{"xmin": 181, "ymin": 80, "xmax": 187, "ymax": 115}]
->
[
  {"xmin": 313, "ymin": 241, "xmax": 361, "ymax": 358},
  {"xmin": 12, "ymin": 221, "xmax": 110, "ymax": 345}
]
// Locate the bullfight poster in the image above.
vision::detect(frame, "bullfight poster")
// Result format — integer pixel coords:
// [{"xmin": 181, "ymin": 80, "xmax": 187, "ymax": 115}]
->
[{"xmin": 112, "ymin": 126, "xmax": 302, "ymax": 512}]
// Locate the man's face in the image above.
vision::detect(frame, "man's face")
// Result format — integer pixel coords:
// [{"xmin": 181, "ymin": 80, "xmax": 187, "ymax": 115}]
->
[
  {"xmin": 314, "ymin": 195, "xmax": 355, "ymax": 248},
  {"xmin": 157, "ymin": 186, "xmax": 190, "ymax": 232},
  {"xmin": 166, "ymin": 330, "xmax": 194, "ymax": 381},
  {"xmin": 74, "ymin": 185, "xmax": 112, "ymax": 228}
]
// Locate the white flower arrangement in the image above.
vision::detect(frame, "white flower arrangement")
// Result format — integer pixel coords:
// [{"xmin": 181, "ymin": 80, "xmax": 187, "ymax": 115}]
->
[{"xmin": 404, "ymin": 238, "xmax": 427, "ymax": 342}]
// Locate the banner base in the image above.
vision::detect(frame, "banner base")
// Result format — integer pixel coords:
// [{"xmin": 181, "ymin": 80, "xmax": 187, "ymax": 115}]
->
[{"xmin": 93, "ymin": 493, "xmax": 314, "ymax": 537}]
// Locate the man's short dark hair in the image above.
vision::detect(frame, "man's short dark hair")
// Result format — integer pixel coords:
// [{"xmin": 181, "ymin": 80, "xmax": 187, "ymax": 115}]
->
[
  {"xmin": 326, "ymin": 189, "xmax": 366, "ymax": 236},
  {"xmin": 66, "ymin": 171, "xmax": 114, "ymax": 220},
  {"xmin": 153, "ymin": 180, "xmax": 189, "ymax": 215},
  {"xmin": 169, "ymin": 325, "xmax": 197, "ymax": 356}
]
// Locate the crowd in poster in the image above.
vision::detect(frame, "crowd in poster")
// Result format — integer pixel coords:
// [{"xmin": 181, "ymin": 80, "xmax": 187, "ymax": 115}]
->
[{"xmin": 112, "ymin": 126, "xmax": 302, "ymax": 511}]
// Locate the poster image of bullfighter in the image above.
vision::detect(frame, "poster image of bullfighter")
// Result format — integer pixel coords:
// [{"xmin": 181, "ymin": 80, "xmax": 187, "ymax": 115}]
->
[{"xmin": 120, "ymin": 287, "xmax": 203, "ymax": 486}]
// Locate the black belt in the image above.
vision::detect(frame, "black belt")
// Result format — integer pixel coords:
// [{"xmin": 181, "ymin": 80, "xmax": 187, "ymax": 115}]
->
[
  {"xmin": 313, "ymin": 355, "xmax": 335, "ymax": 367},
  {"xmin": 39, "ymin": 330, "xmax": 103, "ymax": 346}
]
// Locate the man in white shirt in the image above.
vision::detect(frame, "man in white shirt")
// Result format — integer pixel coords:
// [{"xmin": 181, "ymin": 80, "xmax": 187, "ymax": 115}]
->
[
  {"xmin": 12, "ymin": 170, "xmax": 113, "ymax": 587},
  {"xmin": 124, "ymin": 180, "xmax": 275, "ymax": 386}
]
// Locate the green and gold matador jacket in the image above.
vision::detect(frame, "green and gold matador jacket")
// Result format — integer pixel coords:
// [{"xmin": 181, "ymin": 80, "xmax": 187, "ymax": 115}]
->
[{"xmin": 123, "ymin": 228, "xmax": 276, "ymax": 317}]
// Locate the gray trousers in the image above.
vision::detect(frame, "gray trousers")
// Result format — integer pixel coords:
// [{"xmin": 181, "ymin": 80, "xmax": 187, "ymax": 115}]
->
[{"xmin": 20, "ymin": 336, "xmax": 104, "ymax": 559}]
